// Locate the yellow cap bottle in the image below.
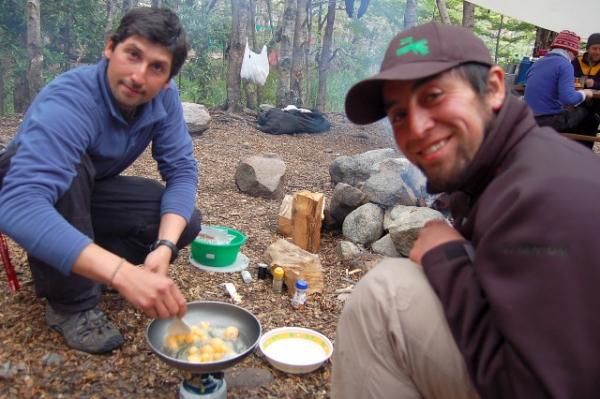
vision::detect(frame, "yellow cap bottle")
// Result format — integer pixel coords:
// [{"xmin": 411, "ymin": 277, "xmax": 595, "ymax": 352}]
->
[{"xmin": 272, "ymin": 267, "xmax": 284, "ymax": 293}]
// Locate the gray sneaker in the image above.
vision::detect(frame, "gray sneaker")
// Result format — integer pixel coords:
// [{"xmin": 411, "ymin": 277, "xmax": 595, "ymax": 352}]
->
[{"xmin": 45, "ymin": 306, "xmax": 124, "ymax": 354}]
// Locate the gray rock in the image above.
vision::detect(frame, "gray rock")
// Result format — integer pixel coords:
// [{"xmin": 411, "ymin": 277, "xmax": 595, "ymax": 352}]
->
[
  {"xmin": 182, "ymin": 102, "xmax": 211, "ymax": 135},
  {"xmin": 41, "ymin": 353, "xmax": 62, "ymax": 365},
  {"xmin": 329, "ymin": 148, "xmax": 400, "ymax": 186},
  {"xmin": 226, "ymin": 367, "xmax": 274, "ymax": 389},
  {"xmin": 329, "ymin": 183, "xmax": 368, "ymax": 224},
  {"xmin": 335, "ymin": 241, "xmax": 362, "ymax": 260},
  {"xmin": 342, "ymin": 203, "xmax": 385, "ymax": 247},
  {"xmin": 371, "ymin": 234, "xmax": 402, "ymax": 257},
  {"xmin": 235, "ymin": 153, "xmax": 286, "ymax": 200},
  {"xmin": 386, "ymin": 206, "xmax": 448, "ymax": 256},
  {"xmin": 361, "ymin": 170, "xmax": 415, "ymax": 207}
]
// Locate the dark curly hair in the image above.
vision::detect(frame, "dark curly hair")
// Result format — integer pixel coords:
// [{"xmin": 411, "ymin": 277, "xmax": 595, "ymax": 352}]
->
[{"xmin": 109, "ymin": 7, "xmax": 190, "ymax": 79}]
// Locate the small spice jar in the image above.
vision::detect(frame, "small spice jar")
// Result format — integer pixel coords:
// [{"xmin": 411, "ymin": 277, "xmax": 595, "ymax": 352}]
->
[
  {"xmin": 272, "ymin": 267, "xmax": 284, "ymax": 293},
  {"xmin": 291, "ymin": 279, "xmax": 308, "ymax": 310},
  {"xmin": 257, "ymin": 263, "xmax": 268, "ymax": 280}
]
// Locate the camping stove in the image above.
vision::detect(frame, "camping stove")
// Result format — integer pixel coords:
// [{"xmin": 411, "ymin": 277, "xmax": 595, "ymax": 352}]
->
[
  {"xmin": 180, "ymin": 372, "xmax": 227, "ymax": 399},
  {"xmin": 146, "ymin": 302, "xmax": 261, "ymax": 399}
]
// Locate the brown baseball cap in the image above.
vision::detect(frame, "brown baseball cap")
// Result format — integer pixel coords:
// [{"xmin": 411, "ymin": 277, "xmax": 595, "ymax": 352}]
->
[{"xmin": 345, "ymin": 22, "xmax": 494, "ymax": 125}]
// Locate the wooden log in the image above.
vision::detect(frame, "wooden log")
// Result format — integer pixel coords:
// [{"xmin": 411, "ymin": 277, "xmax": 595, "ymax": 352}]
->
[
  {"xmin": 264, "ymin": 238, "xmax": 324, "ymax": 295},
  {"xmin": 292, "ymin": 190, "xmax": 325, "ymax": 253},
  {"xmin": 277, "ymin": 195, "xmax": 294, "ymax": 238},
  {"xmin": 560, "ymin": 133, "xmax": 600, "ymax": 143}
]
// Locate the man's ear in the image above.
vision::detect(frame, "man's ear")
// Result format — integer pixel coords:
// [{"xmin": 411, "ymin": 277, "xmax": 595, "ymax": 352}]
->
[
  {"xmin": 103, "ymin": 38, "xmax": 115, "ymax": 60},
  {"xmin": 487, "ymin": 66, "xmax": 506, "ymax": 111}
]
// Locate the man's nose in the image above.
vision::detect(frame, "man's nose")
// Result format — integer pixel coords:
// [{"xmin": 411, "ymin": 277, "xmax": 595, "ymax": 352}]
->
[
  {"xmin": 131, "ymin": 64, "xmax": 147, "ymax": 85},
  {"xmin": 407, "ymin": 106, "xmax": 434, "ymax": 137}
]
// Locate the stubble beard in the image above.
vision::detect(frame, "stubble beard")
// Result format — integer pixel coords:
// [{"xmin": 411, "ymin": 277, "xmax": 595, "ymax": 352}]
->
[{"xmin": 422, "ymin": 109, "xmax": 497, "ymax": 194}]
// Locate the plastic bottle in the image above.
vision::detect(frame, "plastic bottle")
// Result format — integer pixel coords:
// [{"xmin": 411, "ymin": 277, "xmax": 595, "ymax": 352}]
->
[
  {"xmin": 515, "ymin": 56, "xmax": 532, "ymax": 85},
  {"xmin": 241, "ymin": 269, "xmax": 252, "ymax": 284},
  {"xmin": 291, "ymin": 280, "xmax": 308, "ymax": 310},
  {"xmin": 272, "ymin": 267, "xmax": 284, "ymax": 293}
]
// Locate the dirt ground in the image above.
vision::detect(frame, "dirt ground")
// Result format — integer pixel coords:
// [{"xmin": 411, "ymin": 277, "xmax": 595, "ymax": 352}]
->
[{"xmin": 0, "ymin": 110, "xmax": 398, "ymax": 398}]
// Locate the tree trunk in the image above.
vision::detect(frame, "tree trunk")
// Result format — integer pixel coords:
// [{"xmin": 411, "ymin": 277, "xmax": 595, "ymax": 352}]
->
[
  {"xmin": 462, "ymin": 1, "xmax": 475, "ymax": 30},
  {"xmin": 61, "ymin": 4, "xmax": 71, "ymax": 72},
  {"xmin": 493, "ymin": 14, "xmax": 504, "ymax": 64},
  {"xmin": 290, "ymin": 0, "xmax": 308, "ymax": 106},
  {"xmin": 404, "ymin": 0, "xmax": 418, "ymax": 29},
  {"xmin": 104, "ymin": 0, "xmax": 118, "ymax": 42},
  {"xmin": 304, "ymin": 0, "xmax": 313, "ymax": 108},
  {"xmin": 436, "ymin": 0, "xmax": 451, "ymax": 25},
  {"xmin": 0, "ymin": 60, "xmax": 5, "ymax": 116},
  {"xmin": 225, "ymin": 0, "xmax": 246, "ymax": 113},
  {"xmin": 276, "ymin": 0, "xmax": 295, "ymax": 107},
  {"xmin": 123, "ymin": 0, "xmax": 135, "ymax": 14},
  {"xmin": 243, "ymin": 0, "xmax": 258, "ymax": 110},
  {"xmin": 534, "ymin": 27, "xmax": 557, "ymax": 56},
  {"xmin": 27, "ymin": 0, "xmax": 44, "ymax": 101},
  {"xmin": 316, "ymin": 0, "xmax": 335, "ymax": 111},
  {"xmin": 13, "ymin": 74, "xmax": 30, "ymax": 114}
]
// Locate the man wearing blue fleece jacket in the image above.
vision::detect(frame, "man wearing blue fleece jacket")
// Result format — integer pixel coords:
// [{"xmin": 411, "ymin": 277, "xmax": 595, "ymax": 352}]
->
[
  {"xmin": 524, "ymin": 30, "xmax": 599, "ymax": 148},
  {"xmin": 0, "ymin": 7, "xmax": 202, "ymax": 354}
]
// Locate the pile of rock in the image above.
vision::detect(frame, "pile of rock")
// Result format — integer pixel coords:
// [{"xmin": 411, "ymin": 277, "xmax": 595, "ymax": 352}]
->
[
  {"xmin": 234, "ymin": 147, "xmax": 448, "ymax": 259},
  {"xmin": 327, "ymin": 148, "xmax": 447, "ymax": 257}
]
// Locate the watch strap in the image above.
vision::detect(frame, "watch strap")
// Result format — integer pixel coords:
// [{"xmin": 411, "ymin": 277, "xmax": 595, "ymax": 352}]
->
[{"xmin": 150, "ymin": 239, "xmax": 179, "ymax": 263}]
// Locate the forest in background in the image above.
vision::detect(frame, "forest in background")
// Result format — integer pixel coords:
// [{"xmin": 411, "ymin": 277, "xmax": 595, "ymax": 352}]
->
[{"xmin": 0, "ymin": 0, "xmax": 541, "ymax": 116}]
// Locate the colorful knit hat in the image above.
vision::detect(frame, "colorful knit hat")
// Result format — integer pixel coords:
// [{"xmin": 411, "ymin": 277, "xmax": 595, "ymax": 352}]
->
[
  {"xmin": 587, "ymin": 33, "xmax": 600, "ymax": 50},
  {"xmin": 550, "ymin": 30, "xmax": 581, "ymax": 55}
]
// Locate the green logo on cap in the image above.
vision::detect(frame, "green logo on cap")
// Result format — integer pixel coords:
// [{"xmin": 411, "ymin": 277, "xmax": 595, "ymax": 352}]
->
[{"xmin": 396, "ymin": 37, "xmax": 429, "ymax": 56}]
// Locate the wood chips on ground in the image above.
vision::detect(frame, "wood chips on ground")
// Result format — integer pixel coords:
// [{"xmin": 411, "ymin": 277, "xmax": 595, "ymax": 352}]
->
[{"xmin": 0, "ymin": 111, "xmax": 397, "ymax": 398}]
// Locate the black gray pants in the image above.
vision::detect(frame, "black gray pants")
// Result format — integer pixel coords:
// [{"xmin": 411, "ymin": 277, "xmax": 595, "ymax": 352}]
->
[
  {"xmin": 0, "ymin": 146, "xmax": 202, "ymax": 313},
  {"xmin": 534, "ymin": 105, "xmax": 599, "ymax": 149}
]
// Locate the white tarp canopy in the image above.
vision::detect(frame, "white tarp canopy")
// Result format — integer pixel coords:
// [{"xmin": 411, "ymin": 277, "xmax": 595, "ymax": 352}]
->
[{"xmin": 468, "ymin": 0, "xmax": 599, "ymax": 41}]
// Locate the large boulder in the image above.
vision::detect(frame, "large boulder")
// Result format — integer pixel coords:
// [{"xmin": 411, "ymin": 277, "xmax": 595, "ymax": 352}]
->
[
  {"xmin": 329, "ymin": 148, "xmax": 399, "ymax": 186},
  {"xmin": 235, "ymin": 153, "xmax": 286, "ymax": 200},
  {"xmin": 361, "ymin": 170, "xmax": 415, "ymax": 207},
  {"xmin": 329, "ymin": 182, "xmax": 368, "ymax": 224},
  {"xmin": 342, "ymin": 203, "xmax": 385, "ymax": 247},
  {"xmin": 385, "ymin": 206, "xmax": 448, "ymax": 256},
  {"xmin": 182, "ymin": 102, "xmax": 211, "ymax": 135}
]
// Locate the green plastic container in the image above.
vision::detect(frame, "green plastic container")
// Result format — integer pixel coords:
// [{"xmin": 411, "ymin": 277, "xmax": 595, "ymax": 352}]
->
[{"xmin": 190, "ymin": 226, "xmax": 247, "ymax": 267}]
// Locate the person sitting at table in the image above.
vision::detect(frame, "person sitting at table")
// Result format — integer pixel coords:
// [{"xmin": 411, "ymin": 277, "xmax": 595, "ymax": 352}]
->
[
  {"xmin": 524, "ymin": 30, "xmax": 599, "ymax": 149},
  {"xmin": 572, "ymin": 33, "xmax": 600, "ymax": 90}
]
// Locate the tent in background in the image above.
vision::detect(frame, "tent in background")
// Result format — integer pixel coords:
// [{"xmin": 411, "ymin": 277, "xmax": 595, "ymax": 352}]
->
[{"xmin": 468, "ymin": 0, "xmax": 599, "ymax": 40}]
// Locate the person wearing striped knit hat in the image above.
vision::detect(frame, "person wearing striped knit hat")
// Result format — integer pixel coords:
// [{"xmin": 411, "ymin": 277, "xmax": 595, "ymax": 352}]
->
[{"xmin": 524, "ymin": 30, "xmax": 599, "ymax": 148}]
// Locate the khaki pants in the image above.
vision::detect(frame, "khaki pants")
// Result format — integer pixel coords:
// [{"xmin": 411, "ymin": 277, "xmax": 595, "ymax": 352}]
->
[{"xmin": 331, "ymin": 258, "xmax": 480, "ymax": 399}]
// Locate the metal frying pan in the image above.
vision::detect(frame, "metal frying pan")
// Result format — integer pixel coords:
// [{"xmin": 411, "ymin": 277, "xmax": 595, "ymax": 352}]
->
[{"xmin": 146, "ymin": 301, "xmax": 261, "ymax": 373}]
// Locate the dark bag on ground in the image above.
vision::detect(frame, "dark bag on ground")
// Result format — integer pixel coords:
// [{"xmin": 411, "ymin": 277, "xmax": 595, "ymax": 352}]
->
[{"xmin": 257, "ymin": 107, "xmax": 330, "ymax": 135}]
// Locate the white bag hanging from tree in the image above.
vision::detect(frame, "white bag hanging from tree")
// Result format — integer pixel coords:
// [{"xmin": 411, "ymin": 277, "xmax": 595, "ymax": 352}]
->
[{"xmin": 240, "ymin": 37, "xmax": 269, "ymax": 86}]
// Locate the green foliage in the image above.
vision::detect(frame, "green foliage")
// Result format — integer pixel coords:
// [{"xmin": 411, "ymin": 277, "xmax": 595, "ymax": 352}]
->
[
  {"xmin": 0, "ymin": 0, "xmax": 561, "ymax": 115},
  {"xmin": 178, "ymin": 57, "xmax": 228, "ymax": 106},
  {"xmin": 474, "ymin": 8, "xmax": 536, "ymax": 69}
]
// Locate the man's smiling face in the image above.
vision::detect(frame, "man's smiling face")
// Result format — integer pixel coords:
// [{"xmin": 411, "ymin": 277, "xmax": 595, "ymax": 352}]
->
[
  {"xmin": 104, "ymin": 35, "xmax": 173, "ymax": 115},
  {"xmin": 383, "ymin": 67, "xmax": 503, "ymax": 193}
]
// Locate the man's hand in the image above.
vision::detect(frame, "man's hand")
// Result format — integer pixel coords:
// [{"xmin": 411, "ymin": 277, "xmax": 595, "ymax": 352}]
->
[
  {"xmin": 409, "ymin": 220, "xmax": 464, "ymax": 265},
  {"xmin": 144, "ymin": 245, "xmax": 172, "ymax": 276},
  {"xmin": 71, "ymin": 243, "xmax": 187, "ymax": 320},
  {"xmin": 585, "ymin": 78, "xmax": 594, "ymax": 88},
  {"xmin": 112, "ymin": 263, "xmax": 187, "ymax": 319}
]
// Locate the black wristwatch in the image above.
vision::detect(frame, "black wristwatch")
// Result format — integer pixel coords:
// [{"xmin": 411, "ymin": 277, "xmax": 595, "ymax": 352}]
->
[{"xmin": 150, "ymin": 239, "xmax": 179, "ymax": 263}]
